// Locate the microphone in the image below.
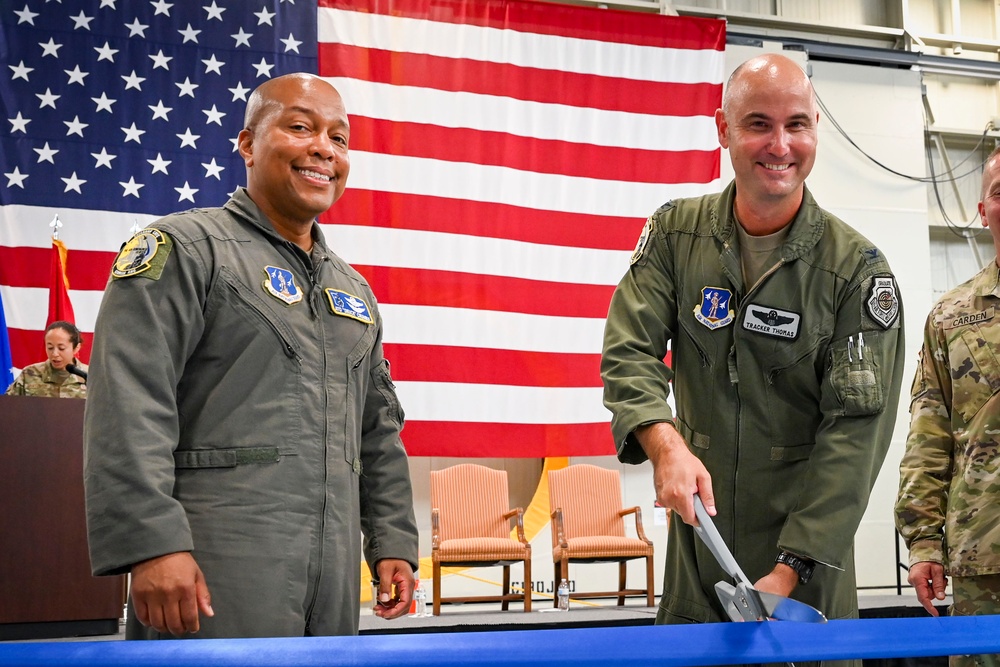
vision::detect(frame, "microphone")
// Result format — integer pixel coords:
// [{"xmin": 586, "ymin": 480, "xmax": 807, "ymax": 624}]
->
[{"xmin": 66, "ymin": 364, "xmax": 88, "ymax": 381}]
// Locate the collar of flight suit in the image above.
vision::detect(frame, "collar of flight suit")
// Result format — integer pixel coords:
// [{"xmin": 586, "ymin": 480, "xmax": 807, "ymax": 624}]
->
[
  {"xmin": 710, "ymin": 181, "xmax": 828, "ymax": 266},
  {"xmin": 222, "ymin": 187, "xmax": 332, "ymax": 260}
]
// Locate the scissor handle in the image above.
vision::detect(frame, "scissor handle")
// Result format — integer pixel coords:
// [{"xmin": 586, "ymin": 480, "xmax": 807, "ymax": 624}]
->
[{"xmin": 693, "ymin": 494, "xmax": 752, "ymax": 586}]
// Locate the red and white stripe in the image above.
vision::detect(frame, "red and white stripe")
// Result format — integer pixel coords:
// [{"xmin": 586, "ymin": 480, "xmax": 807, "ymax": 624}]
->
[
  {"xmin": 0, "ymin": 0, "xmax": 724, "ymax": 457},
  {"xmin": 317, "ymin": 0, "xmax": 724, "ymax": 456}
]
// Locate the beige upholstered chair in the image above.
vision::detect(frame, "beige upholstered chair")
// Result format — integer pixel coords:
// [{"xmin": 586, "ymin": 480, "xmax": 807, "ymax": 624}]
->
[
  {"xmin": 548, "ymin": 464, "xmax": 655, "ymax": 606},
  {"xmin": 430, "ymin": 464, "xmax": 532, "ymax": 615}
]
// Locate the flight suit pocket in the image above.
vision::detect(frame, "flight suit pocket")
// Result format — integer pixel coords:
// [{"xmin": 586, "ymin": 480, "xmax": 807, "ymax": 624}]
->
[
  {"xmin": 215, "ymin": 267, "xmax": 302, "ymax": 363},
  {"xmin": 372, "ymin": 359, "xmax": 404, "ymax": 429},
  {"xmin": 829, "ymin": 334, "xmax": 884, "ymax": 417},
  {"xmin": 951, "ymin": 327, "xmax": 1000, "ymax": 423}
]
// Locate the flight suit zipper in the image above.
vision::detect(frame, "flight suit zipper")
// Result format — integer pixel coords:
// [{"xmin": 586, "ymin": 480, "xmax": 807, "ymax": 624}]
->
[{"xmin": 728, "ymin": 258, "xmax": 786, "ymax": 565}]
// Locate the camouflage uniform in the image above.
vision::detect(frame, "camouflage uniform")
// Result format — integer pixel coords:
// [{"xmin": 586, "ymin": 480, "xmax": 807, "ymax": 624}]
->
[
  {"xmin": 5, "ymin": 360, "xmax": 87, "ymax": 398},
  {"xmin": 896, "ymin": 262, "xmax": 1000, "ymax": 667}
]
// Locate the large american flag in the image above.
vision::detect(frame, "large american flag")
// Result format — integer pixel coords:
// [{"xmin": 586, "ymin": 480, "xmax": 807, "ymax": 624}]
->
[{"xmin": 0, "ymin": 0, "xmax": 724, "ymax": 457}]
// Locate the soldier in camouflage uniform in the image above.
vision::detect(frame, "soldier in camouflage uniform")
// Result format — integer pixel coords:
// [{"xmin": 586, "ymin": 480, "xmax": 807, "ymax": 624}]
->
[
  {"xmin": 896, "ymin": 145, "xmax": 1000, "ymax": 667},
  {"xmin": 5, "ymin": 320, "xmax": 86, "ymax": 398}
]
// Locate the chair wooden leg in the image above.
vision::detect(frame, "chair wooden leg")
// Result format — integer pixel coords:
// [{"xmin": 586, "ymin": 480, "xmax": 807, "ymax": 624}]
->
[
  {"xmin": 618, "ymin": 561, "xmax": 627, "ymax": 606},
  {"xmin": 502, "ymin": 565, "xmax": 511, "ymax": 611},
  {"xmin": 522, "ymin": 556, "xmax": 531, "ymax": 612},
  {"xmin": 433, "ymin": 561, "xmax": 442, "ymax": 616},
  {"xmin": 645, "ymin": 554, "xmax": 655, "ymax": 607},
  {"xmin": 552, "ymin": 561, "xmax": 560, "ymax": 608}
]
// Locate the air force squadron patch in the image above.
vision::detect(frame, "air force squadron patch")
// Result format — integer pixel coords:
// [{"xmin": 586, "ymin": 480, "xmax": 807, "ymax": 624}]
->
[
  {"xmin": 630, "ymin": 217, "xmax": 653, "ymax": 265},
  {"xmin": 325, "ymin": 288, "xmax": 373, "ymax": 324},
  {"xmin": 742, "ymin": 304, "xmax": 801, "ymax": 340},
  {"xmin": 262, "ymin": 266, "xmax": 303, "ymax": 305},
  {"xmin": 866, "ymin": 275, "xmax": 900, "ymax": 329},
  {"xmin": 694, "ymin": 286, "xmax": 735, "ymax": 330},
  {"xmin": 112, "ymin": 228, "xmax": 171, "ymax": 280}
]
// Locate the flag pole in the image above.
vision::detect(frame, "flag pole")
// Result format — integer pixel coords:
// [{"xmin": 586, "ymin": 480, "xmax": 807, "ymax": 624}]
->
[{"xmin": 49, "ymin": 213, "xmax": 62, "ymax": 240}]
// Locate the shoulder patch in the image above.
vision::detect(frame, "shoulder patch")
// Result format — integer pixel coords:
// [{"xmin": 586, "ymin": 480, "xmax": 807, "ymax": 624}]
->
[
  {"xmin": 865, "ymin": 275, "xmax": 900, "ymax": 329},
  {"xmin": 630, "ymin": 216, "xmax": 653, "ymax": 265},
  {"xmin": 112, "ymin": 228, "xmax": 172, "ymax": 280}
]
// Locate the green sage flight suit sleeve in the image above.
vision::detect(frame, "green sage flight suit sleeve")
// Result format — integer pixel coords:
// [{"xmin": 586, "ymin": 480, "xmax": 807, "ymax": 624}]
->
[
  {"xmin": 778, "ymin": 267, "xmax": 906, "ymax": 568},
  {"xmin": 601, "ymin": 211, "xmax": 679, "ymax": 464},
  {"xmin": 359, "ymin": 322, "xmax": 419, "ymax": 574},
  {"xmin": 84, "ymin": 228, "xmax": 206, "ymax": 575}
]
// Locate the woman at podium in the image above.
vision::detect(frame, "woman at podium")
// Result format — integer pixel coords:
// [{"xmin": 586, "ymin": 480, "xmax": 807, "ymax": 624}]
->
[{"xmin": 5, "ymin": 321, "xmax": 87, "ymax": 398}]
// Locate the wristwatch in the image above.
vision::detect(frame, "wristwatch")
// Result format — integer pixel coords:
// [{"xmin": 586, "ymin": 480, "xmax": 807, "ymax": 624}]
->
[{"xmin": 775, "ymin": 551, "xmax": 815, "ymax": 585}]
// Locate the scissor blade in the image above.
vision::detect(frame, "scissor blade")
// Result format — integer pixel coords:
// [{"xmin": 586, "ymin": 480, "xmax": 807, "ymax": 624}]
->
[
  {"xmin": 693, "ymin": 494, "xmax": 827, "ymax": 624},
  {"xmin": 758, "ymin": 591, "xmax": 828, "ymax": 623},
  {"xmin": 693, "ymin": 494, "xmax": 751, "ymax": 585}
]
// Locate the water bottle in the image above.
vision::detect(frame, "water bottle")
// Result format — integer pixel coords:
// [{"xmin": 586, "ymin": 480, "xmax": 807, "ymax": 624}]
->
[
  {"xmin": 557, "ymin": 579, "xmax": 570, "ymax": 611},
  {"xmin": 413, "ymin": 582, "xmax": 427, "ymax": 617}
]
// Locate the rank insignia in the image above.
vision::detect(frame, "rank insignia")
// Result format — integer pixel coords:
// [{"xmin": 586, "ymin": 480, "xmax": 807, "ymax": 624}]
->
[
  {"xmin": 866, "ymin": 275, "xmax": 899, "ymax": 329},
  {"xmin": 262, "ymin": 266, "xmax": 303, "ymax": 305},
  {"xmin": 112, "ymin": 228, "xmax": 171, "ymax": 280},
  {"xmin": 325, "ymin": 288, "xmax": 373, "ymax": 324},
  {"xmin": 694, "ymin": 286, "xmax": 735, "ymax": 330}
]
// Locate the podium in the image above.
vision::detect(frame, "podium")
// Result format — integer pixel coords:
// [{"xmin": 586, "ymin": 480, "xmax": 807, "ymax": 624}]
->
[{"xmin": 0, "ymin": 396, "xmax": 126, "ymax": 640}]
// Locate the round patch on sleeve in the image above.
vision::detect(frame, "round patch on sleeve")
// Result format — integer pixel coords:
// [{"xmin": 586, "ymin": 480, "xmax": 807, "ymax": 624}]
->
[
  {"xmin": 112, "ymin": 228, "xmax": 172, "ymax": 280},
  {"xmin": 630, "ymin": 216, "xmax": 653, "ymax": 265}
]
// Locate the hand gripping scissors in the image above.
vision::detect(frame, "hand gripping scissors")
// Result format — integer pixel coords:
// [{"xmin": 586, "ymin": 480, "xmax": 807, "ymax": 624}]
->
[{"xmin": 693, "ymin": 494, "xmax": 827, "ymax": 624}]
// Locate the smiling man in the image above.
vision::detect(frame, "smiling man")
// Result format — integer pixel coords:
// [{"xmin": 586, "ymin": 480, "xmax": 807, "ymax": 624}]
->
[
  {"xmin": 84, "ymin": 73, "xmax": 418, "ymax": 639},
  {"xmin": 601, "ymin": 54, "xmax": 905, "ymax": 665}
]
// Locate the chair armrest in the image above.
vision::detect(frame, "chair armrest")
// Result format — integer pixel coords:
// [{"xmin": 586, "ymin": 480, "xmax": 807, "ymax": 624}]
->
[
  {"xmin": 431, "ymin": 508, "xmax": 441, "ymax": 550},
  {"xmin": 505, "ymin": 507, "xmax": 529, "ymax": 545},
  {"xmin": 620, "ymin": 506, "xmax": 653, "ymax": 544},
  {"xmin": 552, "ymin": 507, "xmax": 568, "ymax": 548}
]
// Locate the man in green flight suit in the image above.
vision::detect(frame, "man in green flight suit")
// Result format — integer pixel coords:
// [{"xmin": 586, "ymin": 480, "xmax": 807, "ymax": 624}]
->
[
  {"xmin": 601, "ymin": 53, "xmax": 905, "ymax": 666},
  {"xmin": 84, "ymin": 74, "xmax": 418, "ymax": 639}
]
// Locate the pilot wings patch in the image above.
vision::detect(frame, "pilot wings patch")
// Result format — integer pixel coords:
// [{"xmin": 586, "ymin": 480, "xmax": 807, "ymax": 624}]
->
[{"xmin": 741, "ymin": 304, "xmax": 801, "ymax": 340}]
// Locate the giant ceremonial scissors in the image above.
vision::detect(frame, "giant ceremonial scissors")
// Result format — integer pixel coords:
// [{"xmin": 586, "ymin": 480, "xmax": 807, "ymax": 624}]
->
[{"xmin": 693, "ymin": 494, "xmax": 827, "ymax": 623}]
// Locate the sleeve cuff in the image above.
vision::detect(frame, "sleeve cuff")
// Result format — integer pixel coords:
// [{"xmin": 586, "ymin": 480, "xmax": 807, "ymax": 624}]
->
[{"xmin": 908, "ymin": 538, "xmax": 944, "ymax": 566}]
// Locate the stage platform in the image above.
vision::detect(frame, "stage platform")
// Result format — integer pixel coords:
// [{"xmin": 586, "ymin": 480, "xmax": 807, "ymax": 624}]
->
[{"xmin": 0, "ymin": 590, "xmax": 945, "ymax": 643}]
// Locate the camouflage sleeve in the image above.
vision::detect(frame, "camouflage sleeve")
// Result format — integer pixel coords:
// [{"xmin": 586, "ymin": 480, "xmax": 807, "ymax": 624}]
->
[
  {"xmin": 894, "ymin": 308, "xmax": 953, "ymax": 565},
  {"xmin": 5, "ymin": 371, "xmax": 25, "ymax": 395},
  {"xmin": 601, "ymin": 212, "xmax": 678, "ymax": 464}
]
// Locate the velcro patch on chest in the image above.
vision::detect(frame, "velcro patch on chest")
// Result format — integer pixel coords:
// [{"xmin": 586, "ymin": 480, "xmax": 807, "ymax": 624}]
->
[
  {"xmin": 741, "ymin": 304, "xmax": 801, "ymax": 340},
  {"xmin": 694, "ymin": 286, "xmax": 735, "ymax": 330},
  {"xmin": 262, "ymin": 265, "xmax": 303, "ymax": 305},
  {"xmin": 944, "ymin": 307, "xmax": 995, "ymax": 330},
  {"xmin": 325, "ymin": 288, "xmax": 373, "ymax": 324}
]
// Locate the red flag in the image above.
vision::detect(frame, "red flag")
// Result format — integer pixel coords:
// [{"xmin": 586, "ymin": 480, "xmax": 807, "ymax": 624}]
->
[{"xmin": 47, "ymin": 238, "xmax": 84, "ymax": 361}]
